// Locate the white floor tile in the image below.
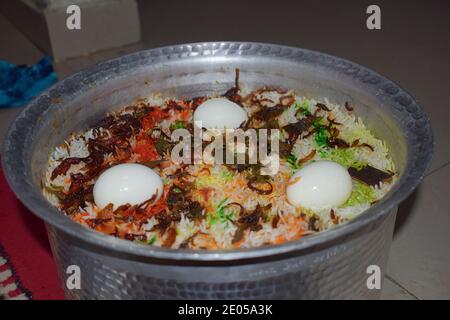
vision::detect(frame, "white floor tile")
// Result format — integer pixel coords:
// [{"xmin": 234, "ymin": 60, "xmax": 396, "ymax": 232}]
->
[
  {"xmin": 387, "ymin": 163, "xmax": 450, "ymax": 299},
  {"xmin": 381, "ymin": 277, "xmax": 417, "ymax": 300}
]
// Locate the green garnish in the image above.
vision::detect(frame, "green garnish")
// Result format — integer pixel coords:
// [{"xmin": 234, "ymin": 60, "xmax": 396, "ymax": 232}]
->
[
  {"xmin": 328, "ymin": 148, "xmax": 366, "ymax": 169},
  {"xmin": 209, "ymin": 198, "xmax": 235, "ymax": 226},
  {"xmin": 294, "ymin": 99, "xmax": 311, "ymax": 117},
  {"xmin": 220, "ymin": 167, "xmax": 234, "ymax": 182},
  {"xmin": 148, "ymin": 235, "xmax": 157, "ymax": 245},
  {"xmin": 172, "ymin": 186, "xmax": 183, "ymax": 193},
  {"xmin": 287, "ymin": 153, "xmax": 300, "ymax": 170},
  {"xmin": 341, "ymin": 181, "xmax": 375, "ymax": 207},
  {"xmin": 155, "ymin": 137, "xmax": 172, "ymax": 155},
  {"xmin": 314, "ymin": 125, "xmax": 328, "ymax": 148},
  {"xmin": 171, "ymin": 120, "xmax": 185, "ymax": 130},
  {"xmin": 311, "ymin": 118, "xmax": 329, "ymax": 157}
]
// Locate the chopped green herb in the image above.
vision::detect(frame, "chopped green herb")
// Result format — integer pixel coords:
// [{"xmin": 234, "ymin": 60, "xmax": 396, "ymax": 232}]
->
[
  {"xmin": 317, "ymin": 148, "xmax": 329, "ymax": 158},
  {"xmin": 314, "ymin": 125, "xmax": 328, "ymax": 149},
  {"xmin": 217, "ymin": 198, "xmax": 228, "ymax": 209},
  {"xmin": 155, "ymin": 137, "xmax": 172, "ymax": 155},
  {"xmin": 148, "ymin": 235, "xmax": 157, "ymax": 245},
  {"xmin": 287, "ymin": 153, "xmax": 300, "ymax": 170},
  {"xmin": 171, "ymin": 120, "xmax": 185, "ymax": 130},
  {"xmin": 208, "ymin": 215, "xmax": 219, "ymax": 225},
  {"xmin": 220, "ymin": 167, "xmax": 234, "ymax": 182},
  {"xmin": 310, "ymin": 119, "xmax": 330, "ymax": 158},
  {"xmin": 172, "ymin": 186, "xmax": 183, "ymax": 193},
  {"xmin": 209, "ymin": 198, "xmax": 235, "ymax": 226}
]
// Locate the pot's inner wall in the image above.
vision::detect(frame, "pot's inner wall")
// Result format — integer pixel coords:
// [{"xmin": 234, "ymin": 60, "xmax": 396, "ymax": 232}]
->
[{"xmin": 30, "ymin": 55, "xmax": 407, "ymax": 190}]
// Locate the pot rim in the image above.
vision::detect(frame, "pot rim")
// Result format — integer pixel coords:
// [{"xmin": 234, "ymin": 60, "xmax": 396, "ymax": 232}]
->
[{"xmin": 1, "ymin": 41, "xmax": 434, "ymax": 262}]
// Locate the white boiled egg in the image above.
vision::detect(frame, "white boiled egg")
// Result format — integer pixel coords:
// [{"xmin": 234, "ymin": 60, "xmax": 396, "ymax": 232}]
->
[
  {"xmin": 93, "ymin": 163, "xmax": 163, "ymax": 210},
  {"xmin": 286, "ymin": 160, "xmax": 352, "ymax": 210},
  {"xmin": 193, "ymin": 98, "xmax": 248, "ymax": 130}
]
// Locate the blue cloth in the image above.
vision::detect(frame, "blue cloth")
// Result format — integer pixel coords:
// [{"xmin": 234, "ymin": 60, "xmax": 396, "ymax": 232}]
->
[{"xmin": 0, "ymin": 56, "xmax": 57, "ymax": 108}]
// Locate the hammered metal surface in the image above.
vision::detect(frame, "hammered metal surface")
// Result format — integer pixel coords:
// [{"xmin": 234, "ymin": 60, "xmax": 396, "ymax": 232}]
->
[
  {"xmin": 48, "ymin": 211, "xmax": 396, "ymax": 299},
  {"xmin": 2, "ymin": 42, "xmax": 433, "ymax": 299}
]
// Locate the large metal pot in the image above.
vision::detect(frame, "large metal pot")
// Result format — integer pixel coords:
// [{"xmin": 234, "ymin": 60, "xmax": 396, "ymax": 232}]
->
[{"xmin": 2, "ymin": 42, "xmax": 433, "ymax": 299}]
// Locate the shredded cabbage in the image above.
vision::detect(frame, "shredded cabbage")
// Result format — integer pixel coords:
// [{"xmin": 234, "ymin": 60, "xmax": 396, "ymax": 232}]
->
[
  {"xmin": 294, "ymin": 99, "xmax": 312, "ymax": 116},
  {"xmin": 328, "ymin": 148, "xmax": 366, "ymax": 169},
  {"xmin": 341, "ymin": 181, "xmax": 375, "ymax": 207},
  {"xmin": 340, "ymin": 119, "xmax": 380, "ymax": 148}
]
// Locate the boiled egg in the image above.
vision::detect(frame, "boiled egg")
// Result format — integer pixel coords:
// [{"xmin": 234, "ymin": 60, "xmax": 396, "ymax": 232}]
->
[
  {"xmin": 193, "ymin": 98, "xmax": 248, "ymax": 130},
  {"xmin": 286, "ymin": 160, "xmax": 352, "ymax": 210},
  {"xmin": 93, "ymin": 163, "xmax": 163, "ymax": 210}
]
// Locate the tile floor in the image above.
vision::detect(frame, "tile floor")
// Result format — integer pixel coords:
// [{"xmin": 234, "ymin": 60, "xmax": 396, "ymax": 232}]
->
[{"xmin": 0, "ymin": 0, "xmax": 448, "ymax": 299}]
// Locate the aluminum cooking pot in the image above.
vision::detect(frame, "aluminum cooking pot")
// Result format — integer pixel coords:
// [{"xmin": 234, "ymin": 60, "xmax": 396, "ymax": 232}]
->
[{"xmin": 2, "ymin": 42, "xmax": 433, "ymax": 299}]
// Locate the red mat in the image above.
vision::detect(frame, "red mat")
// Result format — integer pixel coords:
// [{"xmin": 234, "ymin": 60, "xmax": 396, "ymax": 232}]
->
[{"xmin": 0, "ymin": 164, "xmax": 64, "ymax": 300}]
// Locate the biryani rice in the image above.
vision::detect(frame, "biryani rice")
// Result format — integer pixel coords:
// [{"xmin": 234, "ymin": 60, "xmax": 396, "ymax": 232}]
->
[{"xmin": 42, "ymin": 76, "xmax": 397, "ymax": 250}]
